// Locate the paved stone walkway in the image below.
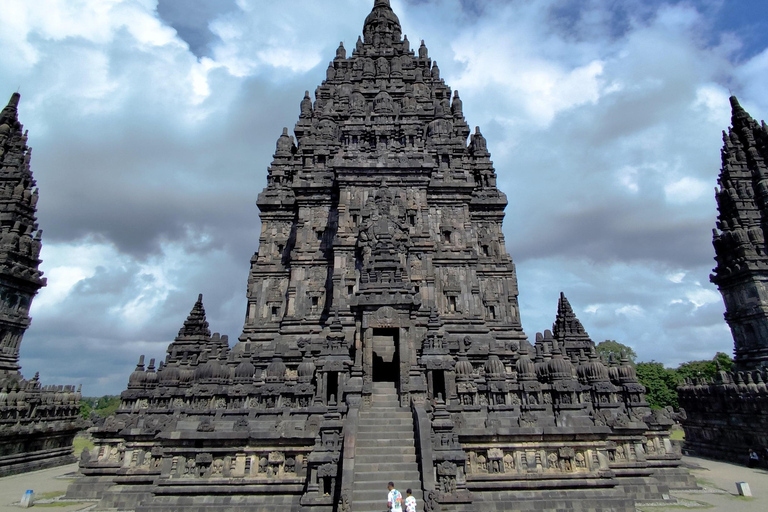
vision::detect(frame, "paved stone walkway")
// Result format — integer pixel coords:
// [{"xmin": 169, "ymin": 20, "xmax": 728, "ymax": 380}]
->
[
  {"xmin": 639, "ymin": 455, "xmax": 768, "ymax": 511},
  {"xmin": 0, "ymin": 464, "xmax": 92, "ymax": 511}
]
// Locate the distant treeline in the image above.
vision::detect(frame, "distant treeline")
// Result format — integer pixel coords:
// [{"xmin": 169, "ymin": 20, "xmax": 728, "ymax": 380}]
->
[
  {"xmin": 80, "ymin": 395, "xmax": 121, "ymax": 420},
  {"xmin": 596, "ymin": 340, "xmax": 734, "ymax": 410}
]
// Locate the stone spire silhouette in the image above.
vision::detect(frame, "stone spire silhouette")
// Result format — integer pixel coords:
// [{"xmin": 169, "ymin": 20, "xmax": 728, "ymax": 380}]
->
[
  {"xmin": 552, "ymin": 292, "xmax": 592, "ymax": 358},
  {"xmin": 177, "ymin": 294, "xmax": 211, "ymax": 338},
  {"xmin": 0, "ymin": 93, "xmax": 46, "ymax": 373},
  {"xmin": 710, "ymin": 96, "xmax": 768, "ymax": 371}
]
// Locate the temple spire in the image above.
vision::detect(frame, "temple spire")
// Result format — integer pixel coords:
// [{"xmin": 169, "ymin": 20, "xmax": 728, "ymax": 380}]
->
[
  {"xmin": 552, "ymin": 292, "xmax": 592, "ymax": 358},
  {"xmin": 363, "ymin": 0, "xmax": 402, "ymax": 47},
  {"xmin": 177, "ymin": 294, "xmax": 211, "ymax": 338}
]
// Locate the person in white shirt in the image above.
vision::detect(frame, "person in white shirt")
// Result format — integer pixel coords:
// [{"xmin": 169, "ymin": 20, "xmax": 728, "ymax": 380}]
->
[
  {"xmin": 404, "ymin": 488, "xmax": 417, "ymax": 512},
  {"xmin": 387, "ymin": 482, "xmax": 403, "ymax": 512}
]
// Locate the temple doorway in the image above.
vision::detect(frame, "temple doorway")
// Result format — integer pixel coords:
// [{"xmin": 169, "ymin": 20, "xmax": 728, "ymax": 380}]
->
[{"xmin": 371, "ymin": 328, "xmax": 399, "ymax": 386}]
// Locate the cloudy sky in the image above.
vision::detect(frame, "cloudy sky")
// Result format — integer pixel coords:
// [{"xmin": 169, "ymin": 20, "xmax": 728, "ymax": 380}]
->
[{"xmin": 2, "ymin": 0, "xmax": 767, "ymax": 395}]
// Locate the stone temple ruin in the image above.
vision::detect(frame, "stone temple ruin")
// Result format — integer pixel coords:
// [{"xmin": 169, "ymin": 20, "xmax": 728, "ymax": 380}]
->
[
  {"xmin": 67, "ymin": 1, "xmax": 695, "ymax": 510},
  {"xmin": 678, "ymin": 97, "xmax": 768, "ymax": 461},
  {"xmin": 0, "ymin": 93, "xmax": 82, "ymax": 476}
]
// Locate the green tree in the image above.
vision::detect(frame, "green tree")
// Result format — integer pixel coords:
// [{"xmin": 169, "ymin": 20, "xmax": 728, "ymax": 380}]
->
[
  {"xmin": 79, "ymin": 400, "xmax": 93, "ymax": 420},
  {"xmin": 636, "ymin": 362, "xmax": 680, "ymax": 409},
  {"xmin": 676, "ymin": 352, "xmax": 734, "ymax": 382},
  {"xmin": 595, "ymin": 340, "xmax": 637, "ymax": 366},
  {"xmin": 94, "ymin": 396, "xmax": 121, "ymax": 417},
  {"xmin": 79, "ymin": 395, "xmax": 121, "ymax": 419}
]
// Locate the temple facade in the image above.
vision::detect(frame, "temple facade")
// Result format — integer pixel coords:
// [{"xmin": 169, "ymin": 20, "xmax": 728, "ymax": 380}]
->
[
  {"xmin": 0, "ymin": 93, "xmax": 82, "ymax": 476},
  {"xmin": 678, "ymin": 97, "xmax": 768, "ymax": 461},
  {"xmin": 67, "ymin": 2, "xmax": 694, "ymax": 510}
]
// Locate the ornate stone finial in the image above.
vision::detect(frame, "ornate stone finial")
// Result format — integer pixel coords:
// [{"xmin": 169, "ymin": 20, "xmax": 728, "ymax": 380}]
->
[
  {"xmin": 419, "ymin": 40, "xmax": 428, "ymax": 59},
  {"xmin": 300, "ymin": 91, "xmax": 313, "ymax": 118},
  {"xmin": 431, "ymin": 61, "xmax": 440, "ymax": 80},
  {"xmin": 363, "ymin": 0, "xmax": 401, "ymax": 46},
  {"xmin": 451, "ymin": 90, "xmax": 463, "ymax": 117},
  {"xmin": 730, "ymin": 95, "xmax": 749, "ymax": 123},
  {"xmin": 336, "ymin": 41, "xmax": 346, "ymax": 59},
  {"xmin": 469, "ymin": 126, "xmax": 489, "ymax": 156}
]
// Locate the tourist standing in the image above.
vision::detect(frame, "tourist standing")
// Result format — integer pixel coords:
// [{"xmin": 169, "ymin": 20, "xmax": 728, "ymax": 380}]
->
[
  {"xmin": 387, "ymin": 482, "xmax": 403, "ymax": 512},
  {"xmin": 748, "ymin": 448, "xmax": 759, "ymax": 468},
  {"xmin": 405, "ymin": 488, "xmax": 417, "ymax": 512}
]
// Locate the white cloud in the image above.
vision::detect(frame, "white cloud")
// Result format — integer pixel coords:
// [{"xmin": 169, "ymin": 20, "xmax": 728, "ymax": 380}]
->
[
  {"xmin": 667, "ymin": 272, "xmax": 686, "ymax": 284},
  {"xmin": 664, "ymin": 176, "xmax": 710, "ymax": 204}
]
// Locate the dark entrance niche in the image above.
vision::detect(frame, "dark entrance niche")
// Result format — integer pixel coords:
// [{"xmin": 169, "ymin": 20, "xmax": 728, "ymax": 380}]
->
[
  {"xmin": 371, "ymin": 328, "xmax": 399, "ymax": 386},
  {"xmin": 432, "ymin": 370, "xmax": 446, "ymax": 402},
  {"xmin": 326, "ymin": 371, "xmax": 338, "ymax": 404}
]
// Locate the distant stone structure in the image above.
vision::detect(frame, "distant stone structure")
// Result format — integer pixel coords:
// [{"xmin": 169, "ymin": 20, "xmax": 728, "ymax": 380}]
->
[
  {"xmin": 67, "ymin": 1, "xmax": 694, "ymax": 510},
  {"xmin": 678, "ymin": 97, "xmax": 768, "ymax": 461},
  {"xmin": 0, "ymin": 93, "xmax": 82, "ymax": 476}
]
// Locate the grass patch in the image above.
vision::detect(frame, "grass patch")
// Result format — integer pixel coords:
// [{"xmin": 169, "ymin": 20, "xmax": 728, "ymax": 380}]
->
[
  {"xmin": 72, "ymin": 435, "xmax": 95, "ymax": 457},
  {"xmin": 670, "ymin": 429, "xmax": 685, "ymax": 441},
  {"xmin": 32, "ymin": 502, "xmax": 86, "ymax": 508},
  {"xmin": 37, "ymin": 491, "xmax": 65, "ymax": 500}
]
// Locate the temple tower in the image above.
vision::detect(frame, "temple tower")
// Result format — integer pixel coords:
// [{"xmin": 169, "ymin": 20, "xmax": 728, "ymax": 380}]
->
[
  {"xmin": 0, "ymin": 93, "xmax": 46, "ymax": 374},
  {"xmin": 711, "ymin": 96, "xmax": 768, "ymax": 370},
  {"xmin": 0, "ymin": 93, "xmax": 81, "ymax": 476},
  {"xmin": 243, "ymin": 0, "xmax": 525, "ymax": 407},
  {"xmin": 67, "ymin": 2, "xmax": 694, "ymax": 510}
]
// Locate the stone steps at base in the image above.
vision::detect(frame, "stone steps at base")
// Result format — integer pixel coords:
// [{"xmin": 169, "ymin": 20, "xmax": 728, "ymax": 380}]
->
[
  {"xmin": 352, "ymin": 462, "xmax": 420, "ymax": 472},
  {"xmin": 353, "ymin": 454, "xmax": 418, "ymax": 464},
  {"xmin": 357, "ymin": 431, "xmax": 414, "ymax": 440},
  {"xmin": 354, "ymin": 446, "xmax": 417, "ymax": 455},
  {"xmin": 353, "ymin": 470, "xmax": 421, "ymax": 483},
  {"xmin": 352, "ymin": 387, "xmax": 422, "ymax": 512}
]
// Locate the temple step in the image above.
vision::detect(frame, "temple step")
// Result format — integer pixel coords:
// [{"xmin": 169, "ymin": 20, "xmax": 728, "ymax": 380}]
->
[{"xmin": 351, "ymin": 385, "xmax": 423, "ymax": 512}]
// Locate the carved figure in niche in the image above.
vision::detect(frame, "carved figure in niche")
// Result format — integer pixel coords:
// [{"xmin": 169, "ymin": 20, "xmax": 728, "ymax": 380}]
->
[
  {"xmin": 376, "ymin": 57, "xmax": 390, "ymax": 76},
  {"xmin": 574, "ymin": 452, "xmax": 586, "ymax": 468},
  {"xmin": 258, "ymin": 457, "xmax": 268, "ymax": 473},
  {"xmin": 547, "ymin": 452, "xmax": 558, "ymax": 471},
  {"xmin": 615, "ymin": 445, "xmax": 626, "ymax": 460},
  {"xmin": 440, "ymin": 474, "xmax": 457, "ymax": 494},
  {"xmin": 477, "ymin": 454, "xmax": 487, "ymax": 472},
  {"xmin": 350, "ymin": 91, "xmax": 366, "ymax": 115},
  {"xmin": 503, "ymin": 453, "xmax": 514, "ymax": 472},
  {"xmin": 212, "ymin": 459, "xmax": 224, "ymax": 475},
  {"xmin": 184, "ymin": 458, "xmax": 195, "ymax": 478},
  {"xmin": 463, "ymin": 336, "xmax": 472, "ymax": 352},
  {"xmin": 285, "ymin": 457, "xmax": 296, "ymax": 474}
]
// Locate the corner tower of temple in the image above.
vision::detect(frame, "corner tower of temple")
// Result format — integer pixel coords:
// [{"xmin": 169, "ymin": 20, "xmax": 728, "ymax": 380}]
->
[
  {"xmin": 678, "ymin": 96, "xmax": 768, "ymax": 462},
  {"xmin": 68, "ymin": 3, "xmax": 695, "ymax": 511},
  {"xmin": 0, "ymin": 93, "xmax": 45, "ymax": 374},
  {"xmin": 0, "ymin": 93, "xmax": 81, "ymax": 476},
  {"xmin": 711, "ymin": 96, "xmax": 768, "ymax": 370}
]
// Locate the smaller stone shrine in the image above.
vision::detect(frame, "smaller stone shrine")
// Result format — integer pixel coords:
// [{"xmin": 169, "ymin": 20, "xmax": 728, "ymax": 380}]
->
[{"xmin": 679, "ymin": 96, "xmax": 768, "ymax": 461}]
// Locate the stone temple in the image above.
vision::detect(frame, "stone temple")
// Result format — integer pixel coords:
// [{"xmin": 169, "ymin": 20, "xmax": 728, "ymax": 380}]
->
[
  {"xmin": 678, "ymin": 97, "xmax": 768, "ymax": 461},
  {"xmin": 67, "ymin": 2, "xmax": 695, "ymax": 510},
  {"xmin": 0, "ymin": 93, "xmax": 82, "ymax": 476}
]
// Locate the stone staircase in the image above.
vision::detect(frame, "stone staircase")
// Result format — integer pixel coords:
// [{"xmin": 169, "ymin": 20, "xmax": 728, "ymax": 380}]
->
[{"xmin": 351, "ymin": 382, "xmax": 423, "ymax": 512}]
